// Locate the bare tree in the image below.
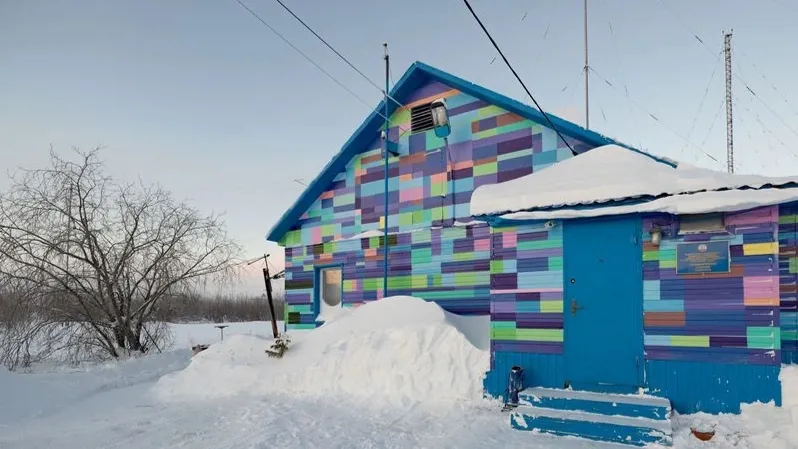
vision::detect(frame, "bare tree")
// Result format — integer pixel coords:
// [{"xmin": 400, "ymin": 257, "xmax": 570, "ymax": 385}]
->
[{"xmin": 0, "ymin": 149, "xmax": 241, "ymax": 358}]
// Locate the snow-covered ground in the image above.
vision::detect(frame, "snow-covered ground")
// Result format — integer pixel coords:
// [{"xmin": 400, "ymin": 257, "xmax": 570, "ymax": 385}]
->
[
  {"xmin": 1, "ymin": 297, "xmax": 797, "ymax": 448},
  {"xmin": 169, "ymin": 320, "xmax": 282, "ymax": 349}
]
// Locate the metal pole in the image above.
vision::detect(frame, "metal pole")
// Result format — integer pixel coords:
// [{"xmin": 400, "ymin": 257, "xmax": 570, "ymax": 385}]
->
[
  {"xmin": 445, "ymin": 137, "xmax": 453, "ymax": 221},
  {"xmin": 583, "ymin": 0, "xmax": 590, "ymax": 129},
  {"xmin": 382, "ymin": 42, "xmax": 390, "ymax": 298},
  {"xmin": 724, "ymin": 31, "xmax": 734, "ymax": 173}
]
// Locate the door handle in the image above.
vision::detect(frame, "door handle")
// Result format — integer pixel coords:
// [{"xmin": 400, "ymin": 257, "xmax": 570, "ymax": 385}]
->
[{"xmin": 571, "ymin": 299, "xmax": 583, "ymax": 316}]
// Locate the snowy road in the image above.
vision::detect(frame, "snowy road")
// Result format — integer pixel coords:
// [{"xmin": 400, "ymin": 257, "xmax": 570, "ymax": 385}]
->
[
  {"xmin": 3, "ymin": 307, "xmax": 797, "ymax": 449},
  {"xmin": 0, "ymin": 372, "xmax": 606, "ymax": 449}
]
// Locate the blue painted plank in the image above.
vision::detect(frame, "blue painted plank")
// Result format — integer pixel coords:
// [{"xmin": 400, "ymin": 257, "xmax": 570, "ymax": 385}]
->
[
  {"xmin": 519, "ymin": 388, "xmax": 671, "ymax": 420},
  {"xmin": 645, "ymin": 360, "xmax": 781, "ymax": 414},
  {"xmin": 510, "ymin": 406, "xmax": 672, "ymax": 447}
]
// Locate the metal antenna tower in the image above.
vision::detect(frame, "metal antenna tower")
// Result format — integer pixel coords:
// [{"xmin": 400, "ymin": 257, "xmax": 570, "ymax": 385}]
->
[
  {"xmin": 724, "ymin": 31, "xmax": 734, "ymax": 173},
  {"xmin": 583, "ymin": 0, "xmax": 590, "ymax": 129}
]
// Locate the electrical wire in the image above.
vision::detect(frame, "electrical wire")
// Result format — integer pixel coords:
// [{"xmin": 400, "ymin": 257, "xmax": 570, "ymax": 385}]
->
[
  {"xmin": 696, "ymin": 99, "xmax": 724, "ymax": 159},
  {"xmin": 561, "ymin": 70, "xmax": 584, "ymax": 104},
  {"xmin": 735, "ymin": 60, "xmax": 798, "ymax": 140},
  {"xmin": 473, "ymin": 2, "xmax": 559, "ymax": 101},
  {"xmin": 735, "ymin": 93, "xmax": 798, "ymax": 160},
  {"xmin": 734, "ymin": 104, "xmax": 772, "ymax": 172},
  {"xmin": 654, "ymin": 0, "xmax": 716, "ymax": 57},
  {"xmin": 589, "ymin": 67, "xmax": 720, "ymax": 164},
  {"xmin": 272, "ymin": 0, "xmax": 404, "ymax": 109},
  {"xmin": 607, "ymin": 20, "xmax": 643, "ymax": 150},
  {"xmin": 736, "ymin": 46, "xmax": 798, "ymax": 117},
  {"xmin": 461, "ymin": 0, "xmax": 577, "ymax": 155},
  {"xmin": 233, "ymin": 0, "xmax": 417, "ymax": 142},
  {"xmin": 679, "ymin": 46, "xmax": 724, "ymax": 159},
  {"xmin": 230, "ymin": 0, "xmax": 378, "ymax": 114}
]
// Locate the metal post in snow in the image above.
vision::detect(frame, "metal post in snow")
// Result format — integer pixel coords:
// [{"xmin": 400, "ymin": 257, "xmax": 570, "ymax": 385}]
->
[
  {"xmin": 214, "ymin": 324, "xmax": 229, "ymax": 341},
  {"xmin": 383, "ymin": 42, "xmax": 390, "ymax": 299}
]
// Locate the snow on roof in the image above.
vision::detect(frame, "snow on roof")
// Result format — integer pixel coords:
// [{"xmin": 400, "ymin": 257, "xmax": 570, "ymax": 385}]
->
[
  {"xmin": 499, "ymin": 187, "xmax": 798, "ymax": 221},
  {"xmin": 470, "ymin": 144, "xmax": 798, "ymax": 217}
]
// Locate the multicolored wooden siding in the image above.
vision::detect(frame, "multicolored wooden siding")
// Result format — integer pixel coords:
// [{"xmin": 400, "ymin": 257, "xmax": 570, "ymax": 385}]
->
[
  {"xmin": 642, "ymin": 207, "xmax": 781, "ymax": 366},
  {"xmin": 283, "ymin": 224, "xmax": 492, "ymax": 328},
  {"xmin": 779, "ymin": 202, "xmax": 798, "ymax": 363},
  {"xmin": 489, "ymin": 223, "xmax": 565, "ymax": 362},
  {"xmin": 281, "ymin": 80, "xmax": 592, "ymax": 328}
]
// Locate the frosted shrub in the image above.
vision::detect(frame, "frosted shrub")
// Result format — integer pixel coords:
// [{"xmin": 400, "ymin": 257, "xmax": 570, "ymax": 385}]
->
[{"xmin": 265, "ymin": 333, "xmax": 291, "ymax": 358}]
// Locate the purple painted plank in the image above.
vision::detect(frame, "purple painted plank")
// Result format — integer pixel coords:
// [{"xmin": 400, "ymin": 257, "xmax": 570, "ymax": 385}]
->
[
  {"xmin": 449, "ymin": 99, "xmax": 490, "ymax": 116},
  {"xmin": 492, "ymin": 341, "xmax": 563, "ymax": 354}
]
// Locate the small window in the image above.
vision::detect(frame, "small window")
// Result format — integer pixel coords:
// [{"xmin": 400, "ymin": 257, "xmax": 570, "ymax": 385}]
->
[
  {"xmin": 678, "ymin": 214, "xmax": 726, "ymax": 235},
  {"xmin": 410, "ymin": 103, "xmax": 435, "ymax": 133}
]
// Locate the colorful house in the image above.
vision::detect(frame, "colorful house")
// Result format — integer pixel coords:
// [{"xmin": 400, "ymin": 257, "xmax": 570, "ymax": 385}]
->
[
  {"xmin": 267, "ymin": 62, "xmax": 798, "ymax": 446},
  {"xmin": 471, "ymin": 144, "xmax": 798, "ymax": 417},
  {"xmin": 269, "ymin": 61, "xmax": 647, "ymax": 323}
]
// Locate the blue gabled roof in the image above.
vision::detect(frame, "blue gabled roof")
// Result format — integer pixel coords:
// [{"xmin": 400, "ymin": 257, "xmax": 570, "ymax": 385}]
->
[{"xmin": 266, "ymin": 61, "xmax": 668, "ymax": 243}]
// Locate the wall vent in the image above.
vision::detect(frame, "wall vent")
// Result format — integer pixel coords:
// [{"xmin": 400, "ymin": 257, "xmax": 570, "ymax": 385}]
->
[
  {"xmin": 678, "ymin": 213, "xmax": 726, "ymax": 235},
  {"xmin": 410, "ymin": 103, "xmax": 435, "ymax": 133}
]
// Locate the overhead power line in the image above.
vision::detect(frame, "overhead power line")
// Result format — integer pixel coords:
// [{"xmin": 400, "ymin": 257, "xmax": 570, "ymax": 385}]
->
[
  {"xmin": 271, "ymin": 0, "xmax": 404, "ymax": 109},
  {"xmin": 230, "ymin": 0, "xmax": 374, "ymax": 111},
  {"xmin": 473, "ymin": 1, "xmax": 560, "ymax": 97},
  {"xmin": 461, "ymin": 0, "xmax": 577, "ymax": 155},
  {"xmin": 589, "ymin": 67, "xmax": 720, "ymax": 164},
  {"xmin": 230, "ymin": 0, "xmax": 411, "ymax": 136}
]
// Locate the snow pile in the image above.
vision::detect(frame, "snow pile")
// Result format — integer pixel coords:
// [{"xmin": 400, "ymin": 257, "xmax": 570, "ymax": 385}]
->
[
  {"xmin": 470, "ymin": 144, "xmax": 798, "ymax": 217},
  {"xmin": 154, "ymin": 296, "xmax": 490, "ymax": 407},
  {"xmin": 668, "ymin": 365, "xmax": 798, "ymax": 449}
]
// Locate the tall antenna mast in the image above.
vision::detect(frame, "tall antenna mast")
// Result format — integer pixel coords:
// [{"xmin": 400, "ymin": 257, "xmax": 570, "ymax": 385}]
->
[
  {"xmin": 583, "ymin": 0, "xmax": 590, "ymax": 129},
  {"xmin": 724, "ymin": 30, "xmax": 734, "ymax": 173},
  {"xmin": 382, "ymin": 42, "xmax": 390, "ymax": 297}
]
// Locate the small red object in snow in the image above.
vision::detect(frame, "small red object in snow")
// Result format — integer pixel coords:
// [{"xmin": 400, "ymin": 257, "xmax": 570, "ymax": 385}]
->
[{"xmin": 691, "ymin": 427, "xmax": 715, "ymax": 441}]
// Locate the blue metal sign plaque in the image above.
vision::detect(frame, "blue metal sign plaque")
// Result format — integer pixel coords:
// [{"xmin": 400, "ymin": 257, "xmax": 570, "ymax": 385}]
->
[{"xmin": 676, "ymin": 241, "xmax": 731, "ymax": 275}]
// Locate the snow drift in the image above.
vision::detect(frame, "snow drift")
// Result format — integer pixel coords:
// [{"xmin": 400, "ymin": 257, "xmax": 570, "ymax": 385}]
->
[
  {"xmin": 670, "ymin": 365, "xmax": 798, "ymax": 448},
  {"xmin": 154, "ymin": 296, "xmax": 490, "ymax": 407}
]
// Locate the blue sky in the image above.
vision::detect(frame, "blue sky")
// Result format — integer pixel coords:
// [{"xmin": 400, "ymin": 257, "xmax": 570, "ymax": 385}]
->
[{"xmin": 2, "ymin": 0, "xmax": 797, "ymax": 293}]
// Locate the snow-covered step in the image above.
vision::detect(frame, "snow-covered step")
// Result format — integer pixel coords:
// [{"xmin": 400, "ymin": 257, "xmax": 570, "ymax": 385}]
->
[
  {"xmin": 510, "ymin": 388, "xmax": 673, "ymax": 446},
  {"xmin": 518, "ymin": 387, "xmax": 672, "ymax": 420},
  {"xmin": 510, "ymin": 405, "xmax": 673, "ymax": 447}
]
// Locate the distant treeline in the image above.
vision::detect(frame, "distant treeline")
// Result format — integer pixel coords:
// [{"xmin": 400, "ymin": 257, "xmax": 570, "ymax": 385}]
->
[{"xmin": 151, "ymin": 291, "xmax": 285, "ymax": 323}]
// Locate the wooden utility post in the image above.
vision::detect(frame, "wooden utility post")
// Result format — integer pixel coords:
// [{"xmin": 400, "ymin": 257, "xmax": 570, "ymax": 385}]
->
[
  {"xmin": 262, "ymin": 255, "xmax": 279, "ymax": 338},
  {"xmin": 248, "ymin": 253, "xmax": 282, "ymax": 338}
]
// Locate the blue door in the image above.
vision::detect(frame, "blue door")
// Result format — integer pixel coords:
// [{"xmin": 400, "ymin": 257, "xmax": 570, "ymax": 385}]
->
[{"xmin": 563, "ymin": 216, "xmax": 644, "ymax": 392}]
